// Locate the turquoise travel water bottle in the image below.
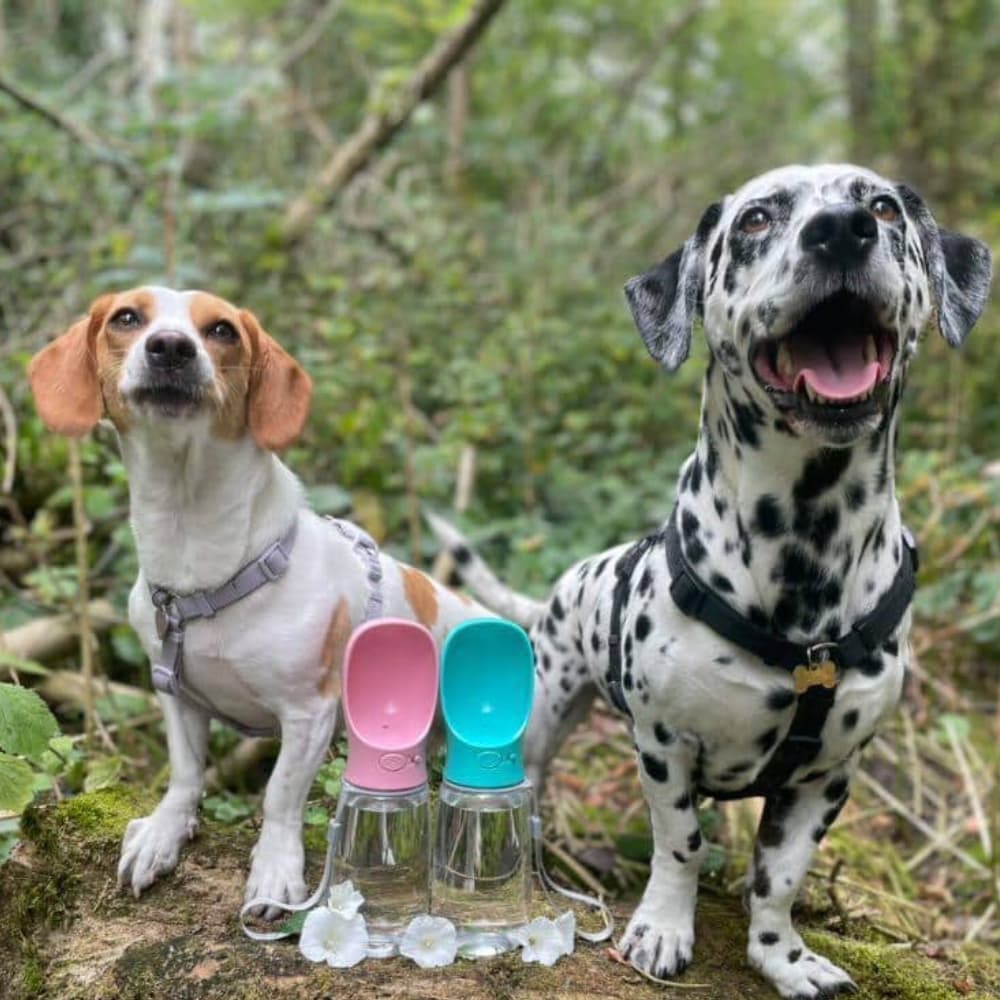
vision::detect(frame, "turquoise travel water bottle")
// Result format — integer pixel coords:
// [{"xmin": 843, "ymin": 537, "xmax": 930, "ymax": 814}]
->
[{"xmin": 432, "ymin": 617, "xmax": 536, "ymax": 957}]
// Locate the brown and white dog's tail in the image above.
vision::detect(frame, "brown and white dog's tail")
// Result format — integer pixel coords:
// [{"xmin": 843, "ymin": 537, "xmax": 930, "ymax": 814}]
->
[{"xmin": 425, "ymin": 511, "xmax": 546, "ymax": 628}]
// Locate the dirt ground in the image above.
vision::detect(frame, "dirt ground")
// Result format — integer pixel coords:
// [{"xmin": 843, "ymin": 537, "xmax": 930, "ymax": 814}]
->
[{"xmin": 1, "ymin": 788, "xmax": 995, "ymax": 1000}]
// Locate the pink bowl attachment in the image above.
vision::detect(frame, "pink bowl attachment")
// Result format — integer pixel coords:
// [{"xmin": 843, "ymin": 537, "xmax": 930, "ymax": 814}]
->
[{"xmin": 341, "ymin": 618, "xmax": 439, "ymax": 792}]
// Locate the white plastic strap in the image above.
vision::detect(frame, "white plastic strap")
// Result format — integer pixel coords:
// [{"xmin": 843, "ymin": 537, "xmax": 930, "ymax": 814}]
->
[
  {"xmin": 240, "ymin": 818, "xmax": 342, "ymax": 942},
  {"xmin": 530, "ymin": 810, "xmax": 614, "ymax": 943}
]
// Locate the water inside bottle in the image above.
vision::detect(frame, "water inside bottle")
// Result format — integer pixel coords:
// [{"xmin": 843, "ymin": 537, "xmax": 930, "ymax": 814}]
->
[
  {"xmin": 431, "ymin": 783, "xmax": 532, "ymax": 937},
  {"xmin": 333, "ymin": 785, "xmax": 430, "ymax": 939}
]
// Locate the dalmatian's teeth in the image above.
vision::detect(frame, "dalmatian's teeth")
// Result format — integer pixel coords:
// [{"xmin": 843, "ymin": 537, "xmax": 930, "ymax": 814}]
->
[
  {"xmin": 776, "ymin": 342, "xmax": 795, "ymax": 380},
  {"xmin": 863, "ymin": 335, "xmax": 877, "ymax": 363}
]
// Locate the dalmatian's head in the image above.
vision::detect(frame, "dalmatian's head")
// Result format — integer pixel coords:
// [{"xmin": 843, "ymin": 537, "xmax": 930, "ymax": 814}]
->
[{"xmin": 626, "ymin": 164, "xmax": 992, "ymax": 444}]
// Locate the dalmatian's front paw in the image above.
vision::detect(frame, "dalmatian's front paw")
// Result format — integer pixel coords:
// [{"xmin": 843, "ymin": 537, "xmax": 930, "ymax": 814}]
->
[
  {"xmin": 619, "ymin": 907, "xmax": 695, "ymax": 979},
  {"xmin": 244, "ymin": 826, "xmax": 307, "ymax": 920},
  {"xmin": 748, "ymin": 935, "xmax": 857, "ymax": 999},
  {"xmin": 117, "ymin": 808, "xmax": 198, "ymax": 898}
]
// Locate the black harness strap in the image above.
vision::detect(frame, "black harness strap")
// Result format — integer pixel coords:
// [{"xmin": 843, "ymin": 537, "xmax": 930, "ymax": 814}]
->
[
  {"xmin": 606, "ymin": 533, "xmax": 662, "ymax": 716},
  {"xmin": 606, "ymin": 509, "xmax": 918, "ymax": 799}
]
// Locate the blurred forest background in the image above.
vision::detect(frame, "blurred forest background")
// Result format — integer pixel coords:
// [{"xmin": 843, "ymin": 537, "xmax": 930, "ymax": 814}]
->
[{"xmin": 0, "ymin": 0, "xmax": 997, "ymax": 975}]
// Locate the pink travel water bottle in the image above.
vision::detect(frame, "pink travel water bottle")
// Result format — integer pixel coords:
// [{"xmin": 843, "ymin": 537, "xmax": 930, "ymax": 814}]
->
[{"xmin": 334, "ymin": 618, "xmax": 439, "ymax": 957}]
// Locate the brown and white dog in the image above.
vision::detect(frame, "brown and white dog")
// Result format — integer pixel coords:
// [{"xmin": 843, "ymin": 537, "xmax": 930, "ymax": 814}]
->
[{"xmin": 29, "ymin": 286, "xmax": 486, "ymax": 914}]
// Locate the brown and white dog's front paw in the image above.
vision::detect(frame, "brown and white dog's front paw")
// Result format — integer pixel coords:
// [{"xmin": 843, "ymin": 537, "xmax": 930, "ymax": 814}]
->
[
  {"xmin": 243, "ymin": 827, "xmax": 307, "ymax": 920},
  {"xmin": 117, "ymin": 809, "xmax": 198, "ymax": 897}
]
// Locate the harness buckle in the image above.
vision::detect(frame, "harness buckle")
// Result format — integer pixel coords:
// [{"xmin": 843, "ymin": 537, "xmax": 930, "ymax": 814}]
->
[
  {"xmin": 155, "ymin": 603, "xmax": 182, "ymax": 641},
  {"xmin": 793, "ymin": 643, "xmax": 839, "ymax": 694},
  {"xmin": 257, "ymin": 541, "xmax": 291, "ymax": 582}
]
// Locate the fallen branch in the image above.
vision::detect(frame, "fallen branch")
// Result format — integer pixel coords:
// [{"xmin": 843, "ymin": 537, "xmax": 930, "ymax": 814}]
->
[
  {"xmin": 280, "ymin": 0, "xmax": 507, "ymax": 244},
  {"xmin": 0, "ymin": 385, "xmax": 16, "ymax": 493},
  {"xmin": 0, "ymin": 599, "xmax": 118, "ymax": 669},
  {"xmin": 432, "ymin": 445, "xmax": 477, "ymax": 582},
  {"xmin": 38, "ymin": 670, "xmax": 156, "ymax": 715},
  {"xmin": 205, "ymin": 737, "xmax": 279, "ymax": 792}
]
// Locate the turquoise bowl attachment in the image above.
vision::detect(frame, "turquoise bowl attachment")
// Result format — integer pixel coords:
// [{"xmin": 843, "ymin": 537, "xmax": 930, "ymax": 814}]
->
[{"xmin": 440, "ymin": 618, "xmax": 534, "ymax": 789}]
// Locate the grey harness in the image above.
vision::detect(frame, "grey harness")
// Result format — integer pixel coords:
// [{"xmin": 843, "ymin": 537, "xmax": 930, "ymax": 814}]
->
[{"xmin": 149, "ymin": 517, "xmax": 383, "ymax": 736}]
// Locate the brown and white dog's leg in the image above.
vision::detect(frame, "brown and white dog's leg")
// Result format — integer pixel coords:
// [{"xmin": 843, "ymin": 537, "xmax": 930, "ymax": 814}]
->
[
  {"xmin": 745, "ymin": 765, "xmax": 856, "ymax": 998},
  {"xmin": 244, "ymin": 700, "xmax": 338, "ymax": 918},
  {"xmin": 117, "ymin": 696, "xmax": 210, "ymax": 896}
]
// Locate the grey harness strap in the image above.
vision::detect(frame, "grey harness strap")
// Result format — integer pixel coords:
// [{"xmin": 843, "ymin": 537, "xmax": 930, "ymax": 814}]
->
[
  {"xmin": 148, "ymin": 517, "xmax": 383, "ymax": 736},
  {"xmin": 327, "ymin": 517, "xmax": 384, "ymax": 621}
]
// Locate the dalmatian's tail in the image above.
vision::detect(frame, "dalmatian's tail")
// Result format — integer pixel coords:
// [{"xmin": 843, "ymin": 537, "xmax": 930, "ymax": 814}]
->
[{"xmin": 425, "ymin": 511, "xmax": 546, "ymax": 628}]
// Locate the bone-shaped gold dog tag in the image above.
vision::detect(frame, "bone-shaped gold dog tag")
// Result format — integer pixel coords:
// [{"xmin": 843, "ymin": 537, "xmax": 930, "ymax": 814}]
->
[{"xmin": 793, "ymin": 660, "xmax": 838, "ymax": 695}]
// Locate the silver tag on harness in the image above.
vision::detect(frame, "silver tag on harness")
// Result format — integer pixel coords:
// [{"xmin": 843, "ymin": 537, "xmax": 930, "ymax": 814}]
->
[{"xmin": 155, "ymin": 607, "xmax": 170, "ymax": 640}]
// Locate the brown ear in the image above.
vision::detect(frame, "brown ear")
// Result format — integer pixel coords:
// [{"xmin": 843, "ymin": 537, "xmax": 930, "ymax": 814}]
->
[
  {"xmin": 28, "ymin": 297, "xmax": 111, "ymax": 436},
  {"xmin": 242, "ymin": 309, "xmax": 312, "ymax": 451}
]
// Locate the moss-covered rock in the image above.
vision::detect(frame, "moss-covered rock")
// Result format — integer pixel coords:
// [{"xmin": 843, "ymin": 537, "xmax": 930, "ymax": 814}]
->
[{"xmin": 0, "ymin": 791, "xmax": 994, "ymax": 999}]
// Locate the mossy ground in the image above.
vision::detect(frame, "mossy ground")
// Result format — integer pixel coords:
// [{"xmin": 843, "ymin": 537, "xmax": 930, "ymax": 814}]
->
[{"xmin": 0, "ymin": 790, "xmax": 994, "ymax": 1000}]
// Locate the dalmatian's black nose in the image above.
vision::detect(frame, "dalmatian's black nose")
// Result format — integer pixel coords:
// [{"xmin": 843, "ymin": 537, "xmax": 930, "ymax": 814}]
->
[
  {"xmin": 146, "ymin": 331, "xmax": 198, "ymax": 371},
  {"xmin": 800, "ymin": 204, "xmax": 878, "ymax": 268}
]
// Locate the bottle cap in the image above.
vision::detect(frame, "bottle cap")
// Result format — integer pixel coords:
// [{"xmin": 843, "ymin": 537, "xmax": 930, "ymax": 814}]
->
[
  {"xmin": 342, "ymin": 618, "xmax": 438, "ymax": 792},
  {"xmin": 440, "ymin": 618, "xmax": 534, "ymax": 789}
]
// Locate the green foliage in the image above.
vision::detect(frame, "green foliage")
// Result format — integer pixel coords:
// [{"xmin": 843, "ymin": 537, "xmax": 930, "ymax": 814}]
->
[
  {"xmin": 0, "ymin": 682, "xmax": 62, "ymax": 813},
  {"xmin": 0, "ymin": 0, "xmax": 995, "ymax": 935},
  {"xmin": 0, "ymin": 684, "xmax": 59, "ymax": 767}
]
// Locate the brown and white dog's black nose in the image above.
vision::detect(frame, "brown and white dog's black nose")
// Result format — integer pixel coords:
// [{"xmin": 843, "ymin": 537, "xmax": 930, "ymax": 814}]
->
[
  {"xmin": 800, "ymin": 204, "xmax": 877, "ymax": 268},
  {"xmin": 145, "ymin": 330, "xmax": 198, "ymax": 371}
]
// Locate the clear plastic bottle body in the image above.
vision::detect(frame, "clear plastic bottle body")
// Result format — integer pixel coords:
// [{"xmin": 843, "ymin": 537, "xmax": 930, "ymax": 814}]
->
[
  {"xmin": 431, "ymin": 779, "xmax": 533, "ymax": 956},
  {"xmin": 332, "ymin": 780, "xmax": 430, "ymax": 956}
]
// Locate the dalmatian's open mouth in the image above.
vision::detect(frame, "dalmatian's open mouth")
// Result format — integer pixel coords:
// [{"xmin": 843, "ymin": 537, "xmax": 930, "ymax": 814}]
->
[{"xmin": 752, "ymin": 291, "xmax": 895, "ymax": 420}]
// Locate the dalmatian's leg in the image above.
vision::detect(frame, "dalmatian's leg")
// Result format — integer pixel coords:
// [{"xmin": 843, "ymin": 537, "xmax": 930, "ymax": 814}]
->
[
  {"xmin": 746, "ymin": 766, "xmax": 856, "ymax": 998},
  {"xmin": 523, "ymin": 587, "xmax": 597, "ymax": 793},
  {"xmin": 619, "ymin": 728, "xmax": 704, "ymax": 978}
]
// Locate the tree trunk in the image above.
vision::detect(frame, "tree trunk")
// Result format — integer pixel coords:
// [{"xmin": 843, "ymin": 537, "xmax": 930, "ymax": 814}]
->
[{"xmin": 845, "ymin": 0, "xmax": 877, "ymax": 164}]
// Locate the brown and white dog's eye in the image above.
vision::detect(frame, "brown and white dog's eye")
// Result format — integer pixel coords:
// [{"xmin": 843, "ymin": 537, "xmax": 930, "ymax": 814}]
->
[
  {"xmin": 870, "ymin": 196, "xmax": 900, "ymax": 223},
  {"xmin": 109, "ymin": 307, "xmax": 143, "ymax": 331},
  {"xmin": 206, "ymin": 319, "xmax": 239, "ymax": 343},
  {"xmin": 738, "ymin": 207, "xmax": 772, "ymax": 235}
]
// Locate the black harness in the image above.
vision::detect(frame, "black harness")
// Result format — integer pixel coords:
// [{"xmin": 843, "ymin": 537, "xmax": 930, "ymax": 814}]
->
[{"xmin": 607, "ymin": 509, "xmax": 918, "ymax": 799}]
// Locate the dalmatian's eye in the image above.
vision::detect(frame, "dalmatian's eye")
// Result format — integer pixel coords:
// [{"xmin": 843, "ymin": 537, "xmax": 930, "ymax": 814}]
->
[
  {"xmin": 206, "ymin": 319, "xmax": 239, "ymax": 343},
  {"xmin": 870, "ymin": 196, "xmax": 900, "ymax": 223},
  {"xmin": 110, "ymin": 308, "xmax": 142, "ymax": 331},
  {"xmin": 738, "ymin": 207, "xmax": 772, "ymax": 235}
]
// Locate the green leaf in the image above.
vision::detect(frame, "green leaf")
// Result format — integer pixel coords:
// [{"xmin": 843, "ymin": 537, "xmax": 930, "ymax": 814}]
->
[
  {"xmin": 938, "ymin": 713, "xmax": 971, "ymax": 743},
  {"xmin": 84, "ymin": 755, "xmax": 123, "ymax": 792},
  {"xmin": 0, "ymin": 684, "xmax": 60, "ymax": 760},
  {"xmin": 202, "ymin": 793, "xmax": 256, "ymax": 824},
  {"xmin": 614, "ymin": 832, "xmax": 653, "ymax": 862},
  {"xmin": 277, "ymin": 909, "xmax": 308, "ymax": 936},
  {"xmin": 305, "ymin": 484, "xmax": 352, "ymax": 515},
  {"xmin": 0, "ymin": 753, "xmax": 35, "ymax": 813},
  {"xmin": 0, "ymin": 651, "xmax": 50, "ymax": 677}
]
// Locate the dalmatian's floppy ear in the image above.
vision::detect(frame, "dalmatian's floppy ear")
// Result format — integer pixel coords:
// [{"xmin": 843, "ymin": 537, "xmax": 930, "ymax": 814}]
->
[
  {"xmin": 625, "ymin": 202, "xmax": 722, "ymax": 371},
  {"xmin": 896, "ymin": 184, "xmax": 992, "ymax": 348}
]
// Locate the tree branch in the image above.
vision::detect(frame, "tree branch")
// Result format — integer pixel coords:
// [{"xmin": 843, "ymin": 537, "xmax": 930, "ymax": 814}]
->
[
  {"xmin": 280, "ymin": 0, "xmax": 507, "ymax": 246},
  {"xmin": 0, "ymin": 72, "xmax": 141, "ymax": 182}
]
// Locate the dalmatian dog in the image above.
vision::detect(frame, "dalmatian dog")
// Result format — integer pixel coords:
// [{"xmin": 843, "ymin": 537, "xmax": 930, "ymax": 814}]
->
[{"xmin": 430, "ymin": 164, "xmax": 991, "ymax": 998}]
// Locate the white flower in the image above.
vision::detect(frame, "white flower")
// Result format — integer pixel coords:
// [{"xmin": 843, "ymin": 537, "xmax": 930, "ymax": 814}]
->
[
  {"xmin": 299, "ymin": 908, "xmax": 369, "ymax": 967},
  {"xmin": 399, "ymin": 914, "xmax": 458, "ymax": 969},
  {"xmin": 327, "ymin": 879, "xmax": 365, "ymax": 919},
  {"xmin": 508, "ymin": 915, "xmax": 573, "ymax": 966},
  {"xmin": 555, "ymin": 910, "xmax": 576, "ymax": 954}
]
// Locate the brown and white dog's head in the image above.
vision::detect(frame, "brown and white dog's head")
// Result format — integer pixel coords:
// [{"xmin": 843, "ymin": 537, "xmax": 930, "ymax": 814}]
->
[{"xmin": 29, "ymin": 286, "xmax": 312, "ymax": 450}]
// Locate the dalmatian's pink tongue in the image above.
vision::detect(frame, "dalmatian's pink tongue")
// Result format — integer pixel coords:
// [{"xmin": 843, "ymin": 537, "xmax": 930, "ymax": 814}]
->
[{"xmin": 787, "ymin": 329, "xmax": 882, "ymax": 401}]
